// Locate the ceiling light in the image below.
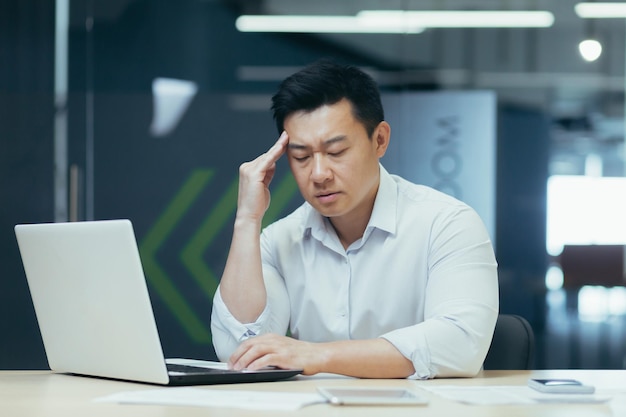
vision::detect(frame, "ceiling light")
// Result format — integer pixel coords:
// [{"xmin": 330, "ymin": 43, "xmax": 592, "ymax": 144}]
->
[
  {"xmin": 235, "ymin": 10, "xmax": 554, "ymax": 34},
  {"xmin": 236, "ymin": 15, "xmax": 424, "ymax": 34},
  {"xmin": 357, "ymin": 10, "xmax": 555, "ymax": 28},
  {"xmin": 575, "ymin": 3, "xmax": 626, "ymax": 18}
]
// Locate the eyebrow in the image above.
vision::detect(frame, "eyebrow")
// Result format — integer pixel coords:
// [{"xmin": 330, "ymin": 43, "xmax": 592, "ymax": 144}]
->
[{"xmin": 287, "ymin": 135, "xmax": 347, "ymax": 151}]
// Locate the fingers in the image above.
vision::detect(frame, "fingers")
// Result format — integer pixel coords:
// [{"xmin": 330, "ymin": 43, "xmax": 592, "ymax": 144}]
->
[
  {"xmin": 239, "ymin": 132, "xmax": 288, "ymax": 186},
  {"xmin": 270, "ymin": 131, "xmax": 289, "ymax": 157},
  {"xmin": 256, "ymin": 131, "xmax": 288, "ymax": 169},
  {"xmin": 228, "ymin": 336, "xmax": 272, "ymax": 371},
  {"xmin": 228, "ymin": 334, "xmax": 294, "ymax": 371},
  {"xmin": 239, "ymin": 131, "xmax": 288, "ymax": 170},
  {"xmin": 235, "ymin": 132, "xmax": 289, "ymax": 220}
]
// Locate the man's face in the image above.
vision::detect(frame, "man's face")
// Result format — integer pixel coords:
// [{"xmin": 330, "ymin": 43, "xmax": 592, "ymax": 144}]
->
[{"xmin": 284, "ymin": 98, "xmax": 389, "ymax": 226}]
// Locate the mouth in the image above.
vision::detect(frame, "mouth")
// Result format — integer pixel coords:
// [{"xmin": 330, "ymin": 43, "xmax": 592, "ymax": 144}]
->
[{"xmin": 315, "ymin": 191, "xmax": 340, "ymax": 204}]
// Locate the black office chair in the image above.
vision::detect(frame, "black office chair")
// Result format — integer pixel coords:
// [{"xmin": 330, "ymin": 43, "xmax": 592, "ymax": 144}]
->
[{"xmin": 483, "ymin": 314, "xmax": 535, "ymax": 370}]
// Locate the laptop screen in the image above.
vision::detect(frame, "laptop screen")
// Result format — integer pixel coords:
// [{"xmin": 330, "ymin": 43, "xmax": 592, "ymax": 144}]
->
[{"xmin": 15, "ymin": 220, "xmax": 171, "ymax": 384}]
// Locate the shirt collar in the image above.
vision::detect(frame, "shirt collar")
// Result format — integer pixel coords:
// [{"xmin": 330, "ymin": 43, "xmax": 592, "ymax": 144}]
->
[
  {"xmin": 303, "ymin": 163, "xmax": 398, "ymax": 240},
  {"xmin": 367, "ymin": 164, "xmax": 398, "ymax": 236}
]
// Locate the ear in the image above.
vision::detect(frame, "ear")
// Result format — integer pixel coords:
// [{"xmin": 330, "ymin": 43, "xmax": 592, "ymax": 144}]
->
[{"xmin": 373, "ymin": 121, "xmax": 391, "ymax": 158}]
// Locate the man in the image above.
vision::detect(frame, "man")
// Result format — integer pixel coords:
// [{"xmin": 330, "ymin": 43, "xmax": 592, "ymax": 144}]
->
[{"xmin": 211, "ymin": 59, "xmax": 498, "ymax": 379}]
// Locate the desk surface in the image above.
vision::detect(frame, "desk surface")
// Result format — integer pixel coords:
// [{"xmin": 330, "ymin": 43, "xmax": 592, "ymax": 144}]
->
[{"xmin": 2, "ymin": 369, "xmax": 625, "ymax": 417}]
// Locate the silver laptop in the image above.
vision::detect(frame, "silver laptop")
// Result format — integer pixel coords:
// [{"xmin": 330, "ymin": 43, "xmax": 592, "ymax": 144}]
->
[{"xmin": 14, "ymin": 219, "xmax": 301, "ymax": 385}]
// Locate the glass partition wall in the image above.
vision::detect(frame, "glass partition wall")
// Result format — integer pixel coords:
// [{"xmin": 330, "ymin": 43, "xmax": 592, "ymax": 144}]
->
[{"xmin": 2, "ymin": 0, "xmax": 624, "ymax": 369}]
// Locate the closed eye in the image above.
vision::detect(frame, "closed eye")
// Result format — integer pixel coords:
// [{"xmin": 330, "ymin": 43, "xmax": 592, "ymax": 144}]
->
[{"xmin": 328, "ymin": 149, "xmax": 347, "ymax": 157}]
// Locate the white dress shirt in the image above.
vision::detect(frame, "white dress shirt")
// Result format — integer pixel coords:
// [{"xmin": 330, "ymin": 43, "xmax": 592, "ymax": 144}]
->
[{"xmin": 211, "ymin": 165, "xmax": 499, "ymax": 379}]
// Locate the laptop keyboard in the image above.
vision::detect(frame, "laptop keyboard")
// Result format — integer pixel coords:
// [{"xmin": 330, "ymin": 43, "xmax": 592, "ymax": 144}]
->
[{"xmin": 167, "ymin": 363, "xmax": 237, "ymax": 375}]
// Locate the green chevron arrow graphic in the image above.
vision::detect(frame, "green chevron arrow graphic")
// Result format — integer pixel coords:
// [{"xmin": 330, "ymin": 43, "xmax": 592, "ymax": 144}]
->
[
  {"xmin": 180, "ymin": 173, "xmax": 299, "ymax": 299},
  {"xmin": 140, "ymin": 168, "xmax": 299, "ymax": 344},
  {"xmin": 139, "ymin": 169, "xmax": 214, "ymax": 344},
  {"xmin": 180, "ymin": 177, "xmax": 238, "ymax": 298}
]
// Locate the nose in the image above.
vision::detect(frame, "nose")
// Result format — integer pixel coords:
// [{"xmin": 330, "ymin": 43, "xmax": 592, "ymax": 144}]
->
[{"xmin": 310, "ymin": 153, "xmax": 332, "ymax": 184}]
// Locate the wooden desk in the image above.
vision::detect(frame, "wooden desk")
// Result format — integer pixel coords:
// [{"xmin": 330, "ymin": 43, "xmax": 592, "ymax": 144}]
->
[{"xmin": 1, "ymin": 370, "xmax": 624, "ymax": 416}]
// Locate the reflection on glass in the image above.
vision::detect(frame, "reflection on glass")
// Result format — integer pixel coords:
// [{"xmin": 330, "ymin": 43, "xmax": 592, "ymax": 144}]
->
[
  {"xmin": 546, "ymin": 175, "xmax": 626, "ymax": 256},
  {"xmin": 150, "ymin": 78, "xmax": 198, "ymax": 138},
  {"xmin": 579, "ymin": 39, "xmax": 602, "ymax": 62},
  {"xmin": 578, "ymin": 285, "xmax": 626, "ymax": 321},
  {"xmin": 545, "ymin": 264, "xmax": 564, "ymax": 290}
]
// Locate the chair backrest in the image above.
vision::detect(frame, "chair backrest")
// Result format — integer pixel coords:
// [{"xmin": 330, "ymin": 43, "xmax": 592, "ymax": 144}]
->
[{"xmin": 483, "ymin": 314, "xmax": 535, "ymax": 370}]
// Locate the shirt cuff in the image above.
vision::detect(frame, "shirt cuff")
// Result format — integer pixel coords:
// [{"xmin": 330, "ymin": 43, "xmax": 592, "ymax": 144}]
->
[
  {"xmin": 380, "ymin": 326, "xmax": 433, "ymax": 380},
  {"xmin": 212, "ymin": 288, "xmax": 270, "ymax": 342}
]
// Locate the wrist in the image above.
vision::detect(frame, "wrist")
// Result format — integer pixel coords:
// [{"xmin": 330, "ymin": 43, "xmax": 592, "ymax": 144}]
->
[
  {"xmin": 314, "ymin": 342, "xmax": 335, "ymax": 375},
  {"xmin": 233, "ymin": 215, "xmax": 263, "ymax": 231}
]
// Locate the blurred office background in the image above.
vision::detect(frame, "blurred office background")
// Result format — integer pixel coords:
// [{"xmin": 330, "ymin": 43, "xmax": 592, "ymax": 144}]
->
[{"xmin": 1, "ymin": 0, "xmax": 626, "ymax": 370}]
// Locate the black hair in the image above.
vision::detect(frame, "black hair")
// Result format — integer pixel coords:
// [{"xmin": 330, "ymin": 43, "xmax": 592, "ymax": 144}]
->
[{"xmin": 271, "ymin": 59, "xmax": 384, "ymax": 138}]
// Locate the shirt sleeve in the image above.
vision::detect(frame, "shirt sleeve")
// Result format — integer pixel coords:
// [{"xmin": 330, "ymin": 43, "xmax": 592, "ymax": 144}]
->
[
  {"xmin": 211, "ymin": 261, "xmax": 291, "ymax": 362},
  {"xmin": 380, "ymin": 206, "xmax": 499, "ymax": 379}
]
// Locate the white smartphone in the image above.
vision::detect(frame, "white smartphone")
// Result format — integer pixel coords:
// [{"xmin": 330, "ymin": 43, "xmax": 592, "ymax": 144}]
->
[
  {"xmin": 528, "ymin": 378, "xmax": 595, "ymax": 394},
  {"xmin": 317, "ymin": 387, "xmax": 428, "ymax": 406}
]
